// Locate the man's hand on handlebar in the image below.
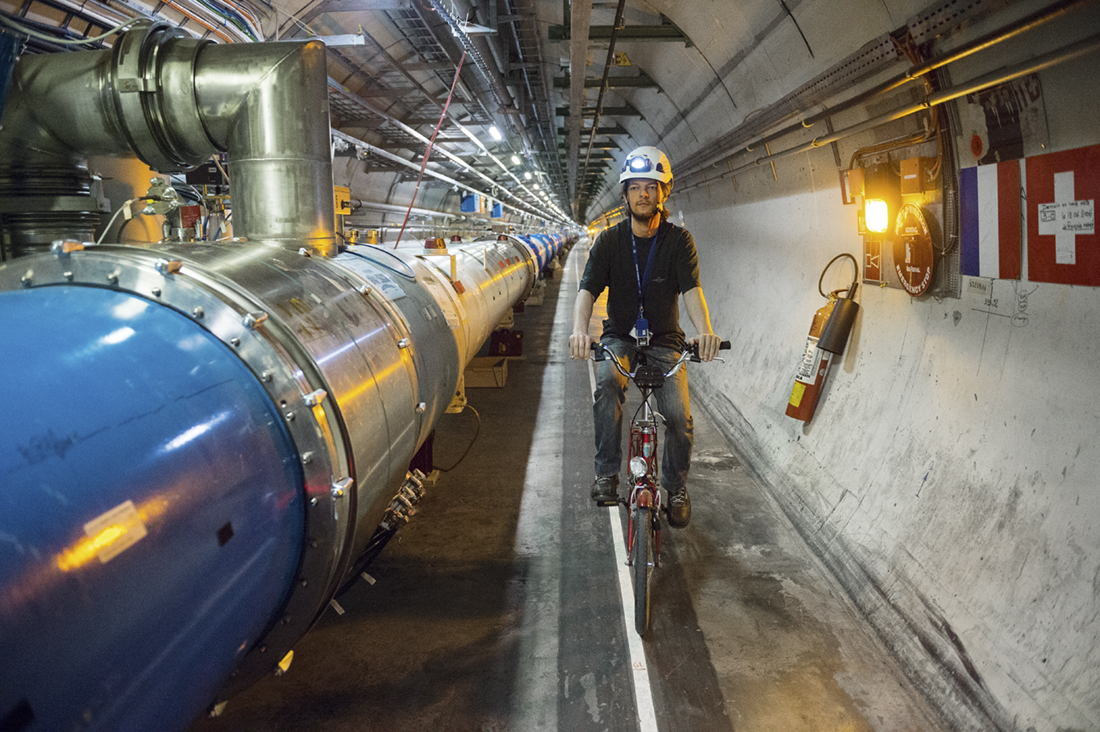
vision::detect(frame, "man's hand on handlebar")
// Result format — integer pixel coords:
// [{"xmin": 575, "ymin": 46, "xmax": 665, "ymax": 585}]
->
[
  {"xmin": 688, "ymin": 332, "xmax": 723, "ymax": 362},
  {"xmin": 569, "ymin": 331, "xmax": 593, "ymax": 360}
]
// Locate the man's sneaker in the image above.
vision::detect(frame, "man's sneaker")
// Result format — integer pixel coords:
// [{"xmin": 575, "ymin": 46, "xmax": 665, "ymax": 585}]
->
[
  {"xmin": 667, "ymin": 486, "xmax": 691, "ymax": 528},
  {"xmin": 591, "ymin": 474, "xmax": 619, "ymax": 505}
]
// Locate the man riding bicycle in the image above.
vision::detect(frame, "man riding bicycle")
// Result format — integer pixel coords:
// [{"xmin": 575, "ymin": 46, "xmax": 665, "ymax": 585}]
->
[{"xmin": 569, "ymin": 146, "xmax": 721, "ymax": 528}]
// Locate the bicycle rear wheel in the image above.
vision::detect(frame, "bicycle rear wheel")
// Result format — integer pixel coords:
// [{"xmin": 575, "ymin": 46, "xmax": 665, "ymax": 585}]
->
[{"xmin": 631, "ymin": 506, "xmax": 653, "ymax": 636}]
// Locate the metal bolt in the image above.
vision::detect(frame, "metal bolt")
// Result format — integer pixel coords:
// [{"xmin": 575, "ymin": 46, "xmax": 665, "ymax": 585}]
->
[
  {"xmin": 20, "ymin": 270, "xmax": 33, "ymax": 287},
  {"xmin": 230, "ymin": 337, "xmax": 240, "ymax": 347},
  {"xmin": 192, "ymin": 306, "xmax": 204, "ymax": 319},
  {"xmin": 151, "ymin": 287, "xmax": 162, "ymax": 297},
  {"xmin": 64, "ymin": 271, "xmax": 74, "ymax": 281},
  {"xmin": 261, "ymin": 371, "xmax": 273, "ymax": 382},
  {"xmin": 107, "ymin": 271, "xmax": 120, "ymax": 285},
  {"xmin": 398, "ymin": 338, "xmax": 410, "ymax": 349},
  {"xmin": 301, "ymin": 451, "xmax": 313, "ymax": 465},
  {"xmin": 358, "ymin": 284, "xmax": 372, "ymax": 295},
  {"xmin": 304, "ymin": 389, "xmax": 327, "ymax": 407},
  {"xmin": 415, "ymin": 402, "xmax": 427, "ymax": 414},
  {"xmin": 298, "ymin": 247, "xmax": 311, "ymax": 257},
  {"xmin": 309, "ymin": 497, "xmax": 318, "ymax": 507},
  {"xmin": 285, "ymin": 412, "xmax": 295, "ymax": 422}
]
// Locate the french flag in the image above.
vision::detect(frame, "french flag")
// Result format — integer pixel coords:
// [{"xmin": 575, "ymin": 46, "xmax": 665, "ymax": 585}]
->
[{"xmin": 960, "ymin": 161, "xmax": 1022, "ymax": 279}]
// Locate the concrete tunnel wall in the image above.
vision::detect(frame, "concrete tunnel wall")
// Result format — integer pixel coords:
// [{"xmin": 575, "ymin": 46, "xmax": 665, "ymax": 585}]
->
[{"xmin": 668, "ymin": 10, "xmax": 1100, "ymax": 732}]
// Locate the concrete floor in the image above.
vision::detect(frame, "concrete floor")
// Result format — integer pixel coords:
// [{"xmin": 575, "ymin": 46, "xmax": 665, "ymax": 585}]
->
[{"xmin": 190, "ymin": 241, "xmax": 944, "ymax": 732}]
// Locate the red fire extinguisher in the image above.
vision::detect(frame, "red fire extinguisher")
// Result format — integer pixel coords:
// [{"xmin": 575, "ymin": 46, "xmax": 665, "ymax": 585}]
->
[{"xmin": 786, "ymin": 254, "xmax": 861, "ymax": 422}]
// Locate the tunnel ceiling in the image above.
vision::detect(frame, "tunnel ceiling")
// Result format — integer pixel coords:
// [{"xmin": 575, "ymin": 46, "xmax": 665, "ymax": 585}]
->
[{"xmin": 1, "ymin": 0, "xmax": 1031, "ymax": 224}]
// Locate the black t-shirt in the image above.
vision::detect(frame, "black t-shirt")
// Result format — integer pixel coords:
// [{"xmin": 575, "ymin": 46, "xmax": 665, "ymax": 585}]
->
[{"xmin": 579, "ymin": 219, "xmax": 701, "ymax": 350}]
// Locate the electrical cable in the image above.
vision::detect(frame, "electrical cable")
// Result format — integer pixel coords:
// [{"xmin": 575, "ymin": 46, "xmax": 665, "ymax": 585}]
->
[
  {"xmin": 433, "ymin": 404, "xmax": 481, "ymax": 473},
  {"xmin": 95, "ymin": 198, "xmax": 140, "ymax": 245},
  {"xmin": 818, "ymin": 252, "xmax": 859, "ymax": 299},
  {"xmin": 0, "ymin": 11, "xmax": 142, "ymax": 45},
  {"xmin": 393, "ymin": 49, "xmax": 466, "ymax": 249},
  {"xmin": 341, "ymin": 246, "xmax": 416, "ymax": 280},
  {"xmin": 211, "ymin": 155, "xmax": 230, "ymax": 183}
]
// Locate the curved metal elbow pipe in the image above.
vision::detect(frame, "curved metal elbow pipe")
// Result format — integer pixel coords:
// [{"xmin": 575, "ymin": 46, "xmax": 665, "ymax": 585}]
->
[{"xmin": 0, "ymin": 23, "xmax": 335, "ymax": 255}]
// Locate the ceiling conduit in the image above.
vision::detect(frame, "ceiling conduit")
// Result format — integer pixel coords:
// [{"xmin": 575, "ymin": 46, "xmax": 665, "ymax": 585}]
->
[
  {"xmin": 677, "ymin": 31, "xmax": 1100, "ymax": 192},
  {"xmin": 677, "ymin": 0, "xmax": 1096, "ymax": 181}
]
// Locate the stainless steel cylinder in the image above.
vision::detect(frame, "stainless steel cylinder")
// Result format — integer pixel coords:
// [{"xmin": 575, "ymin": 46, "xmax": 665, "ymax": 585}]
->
[{"xmin": 0, "ymin": 23, "xmax": 336, "ymax": 254}]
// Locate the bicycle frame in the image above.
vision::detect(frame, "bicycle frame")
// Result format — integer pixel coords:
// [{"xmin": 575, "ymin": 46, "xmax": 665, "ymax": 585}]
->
[
  {"xmin": 590, "ymin": 339, "xmax": 727, "ymax": 636},
  {"xmin": 594, "ymin": 344, "xmax": 693, "ymax": 567},
  {"xmin": 626, "ymin": 395, "xmax": 662, "ymax": 567}
]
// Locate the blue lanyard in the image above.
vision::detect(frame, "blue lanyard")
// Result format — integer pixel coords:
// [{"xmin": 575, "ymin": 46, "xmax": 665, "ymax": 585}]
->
[{"xmin": 630, "ymin": 226, "xmax": 661, "ymax": 318}]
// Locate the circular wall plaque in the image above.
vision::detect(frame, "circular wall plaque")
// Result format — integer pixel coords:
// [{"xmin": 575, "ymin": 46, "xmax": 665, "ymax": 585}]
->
[{"xmin": 893, "ymin": 202, "xmax": 934, "ymax": 296}]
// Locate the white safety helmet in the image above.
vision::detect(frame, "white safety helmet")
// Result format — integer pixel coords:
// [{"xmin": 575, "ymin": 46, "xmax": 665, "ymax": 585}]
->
[{"xmin": 619, "ymin": 146, "xmax": 673, "ymax": 187}]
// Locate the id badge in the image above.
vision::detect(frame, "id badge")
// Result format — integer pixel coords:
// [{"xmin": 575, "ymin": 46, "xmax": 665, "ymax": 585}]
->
[{"xmin": 634, "ymin": 317, "xmax": 650, "ymax": 346}]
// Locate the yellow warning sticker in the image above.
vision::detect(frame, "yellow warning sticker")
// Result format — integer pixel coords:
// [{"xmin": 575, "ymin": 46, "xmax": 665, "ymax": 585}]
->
[{"xmin": 789, "ymin": 381, "xmax": 806, "ymax": 407}]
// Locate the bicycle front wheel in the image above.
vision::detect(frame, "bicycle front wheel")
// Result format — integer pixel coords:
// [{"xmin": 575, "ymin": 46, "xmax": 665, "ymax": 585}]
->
[{"xmin": 631, "ymin": 506, "xmax": 653, "ymax": 636}]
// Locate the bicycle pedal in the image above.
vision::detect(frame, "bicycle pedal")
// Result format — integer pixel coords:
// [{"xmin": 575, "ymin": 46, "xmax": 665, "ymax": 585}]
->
[{"xmin": 595, "ymin": 498, "xmax": 619, "ymax": 507}]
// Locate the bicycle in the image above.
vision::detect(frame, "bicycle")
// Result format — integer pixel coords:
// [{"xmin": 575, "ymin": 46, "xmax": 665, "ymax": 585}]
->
[{"xmin": 590, "ymin": 339, "xmax": 729, "ymax": 635}]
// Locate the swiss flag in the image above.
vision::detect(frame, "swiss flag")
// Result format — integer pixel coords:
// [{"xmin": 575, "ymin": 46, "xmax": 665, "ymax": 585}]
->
[{"xmin": 1026, "ymin": 143, "xmax": 1100, "ymax": 286}]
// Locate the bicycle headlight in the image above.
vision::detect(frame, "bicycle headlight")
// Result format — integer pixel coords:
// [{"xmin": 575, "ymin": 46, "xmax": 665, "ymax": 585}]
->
[{"xmin": 629, "ymin": 457, "xmax": 649, "ymax": 479}]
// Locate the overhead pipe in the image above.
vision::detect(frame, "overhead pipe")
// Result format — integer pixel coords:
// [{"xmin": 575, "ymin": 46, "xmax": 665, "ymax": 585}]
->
[
  {"xmin": 427, "ymin": 0, "xmax": 538, "ymax": 163},
  {"xmin": 332, "ymin": 129, "xmax": 563, "ymax": 224},
  {"xmin": 678, "ymin": 0, "xmax": 1096, "ymax": 179},
  {"xmin": 329, "ymin": 82, "xmax": 538, "ymax": 214},
  {"xmin": 0, "ymin": 25, "xmax": 571, "ymax": 732},
  {"xmin": 678, "ymin": 32, "xmax": 1100, "ymax": 191}
]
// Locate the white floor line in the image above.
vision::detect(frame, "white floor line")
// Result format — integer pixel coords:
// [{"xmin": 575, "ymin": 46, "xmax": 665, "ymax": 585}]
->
[{"xmin": 575, "ymin": 241, "xmax": 659, "ymax": 732}]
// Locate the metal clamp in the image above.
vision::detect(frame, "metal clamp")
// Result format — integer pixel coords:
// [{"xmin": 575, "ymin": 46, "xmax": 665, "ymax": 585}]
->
[
  {"xmin": 331, "ymin": 477, "xmax": 354, "ymax": 498},
  {"xmin": 243, "ymin": 311, "xmax": 269, "ymax": 329},
  {"xmin": 51, "ymin": 240, "xmax": 86, "ymax": 256}
]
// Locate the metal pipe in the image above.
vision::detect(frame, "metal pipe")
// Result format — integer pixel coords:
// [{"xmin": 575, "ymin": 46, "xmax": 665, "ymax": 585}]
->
[
  {"xmin": 0, "ymin": 22, "xmax": 336, "ymax": 255},
  {"xmin": 0, "ymin": 225, "xmax": 565, "ymax": 730},
  {"xmin": 194, "ymin": 41, "xmax": 335, "ymax": 251},
  {"xmin": 679, "ymin": 32, "xmax": 1100, "ymax": 190},
  {"xmin": 0, "ymin": 24, "xmax": 581, "ymax": 732},
  {"xmin": 679, "ymin": 0, "xmax": 1097, "ymax": 180}
]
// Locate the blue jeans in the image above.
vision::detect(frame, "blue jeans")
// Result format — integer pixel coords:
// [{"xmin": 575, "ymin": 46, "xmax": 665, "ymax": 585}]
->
[{"xmin": 593, "ymin": 336, "xmax": 693, "ymax": 491}]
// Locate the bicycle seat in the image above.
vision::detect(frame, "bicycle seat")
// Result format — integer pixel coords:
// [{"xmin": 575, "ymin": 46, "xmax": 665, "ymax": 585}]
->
[{"xmin": 634, "ymin": 363, "xmax": 665, "ymax": 389}]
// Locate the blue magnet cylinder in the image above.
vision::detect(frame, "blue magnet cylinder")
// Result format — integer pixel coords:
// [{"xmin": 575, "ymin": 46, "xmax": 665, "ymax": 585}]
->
[{"xmin": 0, "ymin": 286, "xmax": 304, "ymax": 732}]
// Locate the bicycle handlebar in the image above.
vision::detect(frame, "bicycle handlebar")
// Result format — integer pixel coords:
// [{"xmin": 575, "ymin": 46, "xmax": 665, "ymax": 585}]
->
[{"xmin": 590, "ymin": 340, "xmax": 730, "ymax": 382}]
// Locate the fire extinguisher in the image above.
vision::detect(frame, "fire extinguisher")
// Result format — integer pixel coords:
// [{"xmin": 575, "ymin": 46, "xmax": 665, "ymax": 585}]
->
[{"xmin": 786, "ymin": 253, "xmax": 861, "ymax": 422}]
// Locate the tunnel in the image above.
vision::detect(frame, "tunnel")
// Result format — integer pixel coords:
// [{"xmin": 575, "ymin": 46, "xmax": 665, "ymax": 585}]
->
[{"xmin": 1, "ymin": 1, "xmax": 1098, "ymax": 730}]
